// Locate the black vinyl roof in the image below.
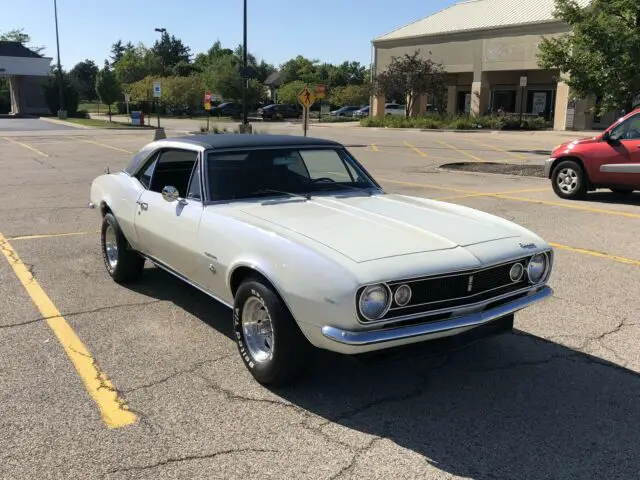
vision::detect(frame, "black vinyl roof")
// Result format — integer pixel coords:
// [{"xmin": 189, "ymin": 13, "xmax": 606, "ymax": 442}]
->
[
  {"xmin": 0, "ymin": 41, "xmax": 43, "ymax": 58},
  {"xmin": 165, "ymin": 133, "xmax": 342, "ymax": 150}
]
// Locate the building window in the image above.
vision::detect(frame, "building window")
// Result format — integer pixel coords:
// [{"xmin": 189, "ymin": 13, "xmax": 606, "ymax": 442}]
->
[{"xmin": 492, "ymin": 90, "xmax": 517, "ymax": 113}]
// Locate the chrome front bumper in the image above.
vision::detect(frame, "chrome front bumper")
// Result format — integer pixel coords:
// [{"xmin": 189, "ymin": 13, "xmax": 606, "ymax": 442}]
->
[{"xmin": 321, "ymin": 286, "xmax": 553, "ymax": 347}]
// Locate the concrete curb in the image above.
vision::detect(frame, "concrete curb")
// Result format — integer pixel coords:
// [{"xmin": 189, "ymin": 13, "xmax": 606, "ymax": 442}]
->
[{"xmin": 38, "ymin": 117, "xmax": 93, "ymax": 129}]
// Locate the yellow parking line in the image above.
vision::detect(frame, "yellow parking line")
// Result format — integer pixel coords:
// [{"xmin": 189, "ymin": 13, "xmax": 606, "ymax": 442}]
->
[
  {"xmin": 3, "ymin": 137, "xmax": 49, "ymax": 157},
  {"xmin": 0, "ymin": 233, "xmax": 136, "ymax": 429},
  {"xmin": 378, "ymin": 178, "xmax": 484, "ymax": 195},
  {"xmin": 492, "ymin": 194, "xmax": 640, "ymax": 220},
  {"xmin": 477, "ymin": 142, "xmax": 527, "ymax": 160},
  {"xmin": 9, "ymin": 231, "xmax": 99, "ymax": 241},
  {"xmin": 371, "ymin": 144, "xmax": 379, "ymax": 152},
  {"xmin": 81, "ymin": 139, "xmax": 133, "ymax": 154},
  {"xmin": 437, "ymin": 140, "xmax": 484, "ymax": 162},
  {"xmin": 404, "ymin": 141, "xmax": 428, "ymax": 157},
  {"xmin": 437, "ymin": 188, "xmax": 549, "ymax": 201},
  {"xmin": 550, "ymin": 242, "xmax": 640, "ymax": 267}
]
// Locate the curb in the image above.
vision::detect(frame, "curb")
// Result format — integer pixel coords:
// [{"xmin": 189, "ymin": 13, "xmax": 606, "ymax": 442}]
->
[{"xmin": 38, "ymin": 117, "xmax": 93, "ymax": 129}]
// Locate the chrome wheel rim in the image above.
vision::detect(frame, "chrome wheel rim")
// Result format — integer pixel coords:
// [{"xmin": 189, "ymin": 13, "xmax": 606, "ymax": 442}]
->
[
  {"xmin": 241, "ymin": 296, "xmax": 274, "ymax": 363},
  {"xmin": 557, "ymin": 168, "xmax": 579, "ymax": 194},
  {"xmin": 104, "ymin": 225, "xmax": 118, "ymax": 269}
]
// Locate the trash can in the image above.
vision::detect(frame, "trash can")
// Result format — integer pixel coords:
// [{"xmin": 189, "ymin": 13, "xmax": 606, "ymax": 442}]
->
[{"xmin": 131, "ymin": 111, "xmax": 144, "ymax": 126}]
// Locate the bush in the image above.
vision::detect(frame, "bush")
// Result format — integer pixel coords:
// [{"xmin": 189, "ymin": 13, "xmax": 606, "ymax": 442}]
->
[{"xmin": 360, "ymin": 113, "xmax": 550, "ymax": 131}]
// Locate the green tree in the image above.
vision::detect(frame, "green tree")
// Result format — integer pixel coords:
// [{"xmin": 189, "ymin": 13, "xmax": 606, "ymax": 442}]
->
[
  {"xmin": 95, "ymin": 62, "xmax": 123, "ymax": 121},
  {"xmin": 152, "ymin": 31, "xmax": 192, "ymax": 75},
  {"xmin": 279, "ymin": 56, "xmax": 320, "ymax": 84},
  {"xmin": 276, "ymin": 81, "xmax": 307, "ymax": 105},
  {"xmin": 374, "ymin": 50, "xmax": 447, "ymax": 117},
  {"xmin": 113, "ymin": 44, "xmax": 161, "ymax": 84},
  {"xmin": 69, "ymin": 59, "xmax": 99, "ymax": 101},
  {"xmin": 331, "ymin": 84, "xmax": 372, "ymax": 107},
  {"xmin": 204, "ymin": 55, "xmax": 262, "ymax": 104},
  {"xmin": 537, "ymin": 0, "xmax": 640, "ymax": 114},
  {"xmin": 43, "ymin": 73, "xmax": 79, "ymax": 115}
]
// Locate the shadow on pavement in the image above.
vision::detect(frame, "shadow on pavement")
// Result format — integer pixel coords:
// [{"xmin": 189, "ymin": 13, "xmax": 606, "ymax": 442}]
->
[
  {"xmin": 509, "ymin": 149, "xmax": 552, "ymax": 156},
  {"xmin": 579, "ymin": 191, "xmax": 640, "ymax": 206},
  {"xmin": 124, "ymin": 266, "xmax": 639, "ymax": 479}
]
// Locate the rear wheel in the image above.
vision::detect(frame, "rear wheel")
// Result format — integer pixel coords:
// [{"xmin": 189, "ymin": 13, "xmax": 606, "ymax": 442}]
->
[
  {"xmin": 551, "ymin": 160, "xmax": 588, "ymax": 199},
  {"xmin": 233, "ymin": 276, "xmax": 310, "ymax": 386},
  {"xmin": 101, "ymin": 213, "xmax": 145, "ymax": 283}
]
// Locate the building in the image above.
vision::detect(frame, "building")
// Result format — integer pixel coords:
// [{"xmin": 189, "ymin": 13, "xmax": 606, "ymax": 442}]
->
[
  {"xmin": 370, "ymin": 0, "xmax": 621, "ymax": 130},
  {"xmin": 0, "ymin": 41, "xmax": 52, "ymax": 115}
]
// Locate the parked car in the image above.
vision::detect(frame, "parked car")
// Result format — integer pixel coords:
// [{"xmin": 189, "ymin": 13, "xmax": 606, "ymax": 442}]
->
[
  {"xmin": 353, "ymin": 106, "xmax": 370, "ymax": 117},
  {"xmin": 330, "ymin": 106, "xmax": 361, "ymax": 117},
  {"xmin": 257, "ymin": 103, "xmax": 301, "ymax": 120},
  {"xmin": 385, "ymin": 103, "xmax": 406, "ymax": 116},
  {"xmin": 544, "ymin": 108, "xmax": 640, "ymax": 199},
  {"xmin": 209, "ymin": 102, "xmax": 241, "ymax": 118},
  {"xmin": 89, "ymin": 134, "xmax": 554, "ymax": 385}
]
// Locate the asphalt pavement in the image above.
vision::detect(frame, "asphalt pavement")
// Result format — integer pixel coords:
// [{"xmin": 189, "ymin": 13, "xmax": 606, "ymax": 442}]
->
[{"xmin": 0, "ymin": 122, "xmax": 638, "ymax": 480}]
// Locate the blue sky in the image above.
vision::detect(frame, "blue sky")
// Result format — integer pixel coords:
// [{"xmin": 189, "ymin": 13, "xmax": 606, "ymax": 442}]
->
[{"xmin": 2, "ymin": 0, "xmax": 458, "ymax": 69}]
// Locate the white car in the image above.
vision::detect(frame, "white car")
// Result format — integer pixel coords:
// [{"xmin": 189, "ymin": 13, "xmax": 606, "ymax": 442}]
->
[
  {"xmin": 89, "ymin": 134, "xmax": 554, "ymax": 385},
  {"xmin": 385, "ymin": 103, "xmax": 406, "ymax": 116}
]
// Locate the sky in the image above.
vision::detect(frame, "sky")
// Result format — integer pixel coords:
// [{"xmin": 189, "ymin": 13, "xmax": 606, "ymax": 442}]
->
[{"xmin": 1, "ymin": 0, "xmax": 459, "ymax": 69}]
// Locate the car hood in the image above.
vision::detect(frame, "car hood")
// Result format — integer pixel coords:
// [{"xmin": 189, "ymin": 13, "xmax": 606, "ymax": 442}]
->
[
  {"xmin": 234, "ymin": 193, "xmax": 523, "ymax": 263},
  {"xmin": 552, "ymin": 135, "xmax": 602, "ymax": 155}
]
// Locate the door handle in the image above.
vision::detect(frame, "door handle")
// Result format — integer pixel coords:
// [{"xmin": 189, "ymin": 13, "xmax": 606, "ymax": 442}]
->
[{"xmin": 136, "ymin": 200, "xmax": 148, "ymax": 211}]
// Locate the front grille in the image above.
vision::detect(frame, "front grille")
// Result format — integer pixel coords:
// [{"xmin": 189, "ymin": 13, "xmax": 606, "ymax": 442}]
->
[{"xmin": 358, "ymin": 256, "xmax": 539, "ymax": 323}]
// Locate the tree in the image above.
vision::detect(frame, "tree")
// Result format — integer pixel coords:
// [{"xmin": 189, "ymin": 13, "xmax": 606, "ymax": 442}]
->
[
  {"xmin": 279, "ymin": 56, "xmax": 320, "ymax": 84},
  {"xmin": 43, "ymin": 73, "xmax": 79, "ymax": 115},
  {"xmin": 203, "ymin": 55, "xmax": 262, "ymax": 104},
  {"xmin": 331, "ymin": 84, "xmax": 372, "ymax": 107},
  {"xmin": 152, "ymin": 31, "xmax": 191, "ymax": 75},
  {"xmin": 113, "ymin": 44, "xmax": 161, "ymax": 84},
  {"xmin": 374, "ymin": 50, "xmax": 447, "ymax": 117},
  {"xmin": 110, "ymin": 40, "xmax": 125, "ymax": 65},
  {"xmin": 69, "ymin": 60, "xmax": 99, "ymax": 101},
  {"xmin": 0, "ymin": 28, "xmax": 44, "ymax": 54},
  {"xmin": 537, "ymin": 0, "xmax": 640, "ymax": 115},
  {"xmin": 276, "ymin": 81, "xmax": 307, "ymax": 105},
  {"xmin": 95, "ymin": 62, "xmax": 123, "ymax": 121}
]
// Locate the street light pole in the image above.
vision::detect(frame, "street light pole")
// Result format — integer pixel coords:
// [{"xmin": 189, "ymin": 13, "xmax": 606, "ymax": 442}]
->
[
  {"xmin": 154, "ymin": 27, "xmax": 166, "ymax": 130},
  {"xmin": 242, "ymin": 0, "xmax": 248, "ymax": 126},
  {"xmin": 53, "ymin": 0, "xmax": 65, "ymax": 118}
]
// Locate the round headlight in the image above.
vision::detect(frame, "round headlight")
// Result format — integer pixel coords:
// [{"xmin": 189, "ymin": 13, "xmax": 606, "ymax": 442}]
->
[
  {"xmin": 527, "ymin": 254, "xmax": 547, "ymax": 283},
  {"xmin": 393, "ymin": 284, "xmax": 412, "ymax": 306},
  {"xmin": 509, "ymin": 263, "xmax": 525, "ymax": 282},
  {"xmin": 359, "ymin": 284, "xmax": 391, "ymax": 320}
]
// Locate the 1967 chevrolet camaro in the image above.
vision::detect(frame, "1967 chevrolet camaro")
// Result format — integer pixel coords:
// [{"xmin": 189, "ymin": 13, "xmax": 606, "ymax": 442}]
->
[{"xmin": 89, "ymin": 133, "xmax": 554, "ymax": 385}]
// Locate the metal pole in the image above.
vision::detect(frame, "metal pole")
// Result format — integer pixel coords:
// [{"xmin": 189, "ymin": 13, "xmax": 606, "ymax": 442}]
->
[
  {"xmin": 242, "ymin": 0, "xmax": 248, "ymax": 125},
  {"xmin": 53, "ymin": 0, "xmax": 64, "ymax": 117}
]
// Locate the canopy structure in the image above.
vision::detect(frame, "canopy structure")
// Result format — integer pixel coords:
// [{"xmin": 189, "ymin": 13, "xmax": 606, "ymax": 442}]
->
[{"xmin": 0, "ymin": 41, "xmax": 52, "ymax": 115}]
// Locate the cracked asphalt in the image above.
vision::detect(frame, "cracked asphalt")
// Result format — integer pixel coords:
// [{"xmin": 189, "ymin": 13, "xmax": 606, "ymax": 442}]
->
[{"xmin": 0, "ymin": 121, "xmax": 638, "ymax": 479}]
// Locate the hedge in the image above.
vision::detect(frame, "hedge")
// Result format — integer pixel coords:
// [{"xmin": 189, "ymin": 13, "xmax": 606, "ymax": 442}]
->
[{"xmin": 360, "ymin": 114, "xmax": 549, "ymax": 131}]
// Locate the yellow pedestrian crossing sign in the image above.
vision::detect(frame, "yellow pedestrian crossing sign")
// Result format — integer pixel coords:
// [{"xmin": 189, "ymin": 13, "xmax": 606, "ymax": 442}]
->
[{"xmin": 298, "ymin": 85, "xmax": 316, "ymax": 109}]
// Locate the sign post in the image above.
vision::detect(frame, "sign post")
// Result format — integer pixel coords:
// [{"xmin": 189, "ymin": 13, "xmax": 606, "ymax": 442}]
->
[
  {"xmin": 204, "ymin": 91, "xmax": 212, "ymax": 132},
  {"xmin": 124, "ymin": 93, "xmax": 131, "ymax": 117},
  {"xmin": 153, "ymin": 80, "xmax": 162, "ymax": 128},
  {"xmin": 519, "ymin": 76, "xmax": 528, "ymax": 124},
  {"xmin": 315, "ymin": 84, "xmax": 325, "ymax": 122},
  {"xmin": 297, "ymin": 85, "xmax": 316, "ymax": 137}
]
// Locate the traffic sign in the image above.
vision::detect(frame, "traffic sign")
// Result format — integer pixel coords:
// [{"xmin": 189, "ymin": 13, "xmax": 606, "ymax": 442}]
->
[
  {"xmin": 520, "ymin": 76, "xmax": 528, "ymax": 87},
  {"xmin": 315, "ymin": 84, "xmax": 326, "ymax": 99},
  {"xmin": 204, "ymin": 102, "xmax": 211, "ymax": 111},
  {"xmin": 298, "ymin": 85, "xmax": 316, "ymax": 109},
  {"xmin": 153, "ymin": 80, "xmax": 161, "ymax": 98}
]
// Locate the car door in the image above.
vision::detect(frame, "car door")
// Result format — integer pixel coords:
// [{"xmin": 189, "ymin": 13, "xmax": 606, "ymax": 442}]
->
[
  {"xmin": 133, "ymin": 147, "xmax": 205, "ymax": 279},
  {"xmin": 593, "ymin": 112, "xmax": 640, "ymax": 188}
]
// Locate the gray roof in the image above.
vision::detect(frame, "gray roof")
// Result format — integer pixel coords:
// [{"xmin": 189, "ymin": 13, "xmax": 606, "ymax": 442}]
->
[
  {"xmin": 264, "ymin": 71, "xmax": 283, "ymax": 86},
  {"xmin": 374, "ymin": 0, "xmax": 591, "ymax": 42},
  {"xmin": 168, "ymin": 133, "xmax": 341, "ymax": 150},
  {"xmin": 0, "ymin": 41, "xmax": 42, "ymax": 58}
]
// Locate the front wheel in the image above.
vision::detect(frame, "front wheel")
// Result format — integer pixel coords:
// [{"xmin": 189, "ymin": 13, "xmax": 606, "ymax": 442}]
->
[
  {"xmin": 233, "ymin": 276, "xmax": 310, "ymax": 386},
  {"xmin": 551, "ymin": 160, "xmax": 588, "ymax": 199},
  {"xmin": 101, "ymin": 213, "xmax": 145, "ymax": 283}
]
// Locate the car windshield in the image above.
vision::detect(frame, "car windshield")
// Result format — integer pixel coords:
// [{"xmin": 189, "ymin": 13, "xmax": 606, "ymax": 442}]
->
[{"xmin": 205, "ymin": 147, "xmax": 378, "ymax": 202}]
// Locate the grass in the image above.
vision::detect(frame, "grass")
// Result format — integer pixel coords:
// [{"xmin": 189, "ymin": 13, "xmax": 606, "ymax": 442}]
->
[{"xmin": 59, "ymin": 117, "xmax": 153, "ymax": 129}]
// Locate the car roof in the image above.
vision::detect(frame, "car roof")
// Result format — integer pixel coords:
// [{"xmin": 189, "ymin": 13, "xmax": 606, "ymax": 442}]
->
[
  {"xmin": 158, "ymin": 133, "xmax": 342, "ymax": 150},
  {"xmin": 123, "ymin": 134, "xmax": 344, "ymax": 175}
]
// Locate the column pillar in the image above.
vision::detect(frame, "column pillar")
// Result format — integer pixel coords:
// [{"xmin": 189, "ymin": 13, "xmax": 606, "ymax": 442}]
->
[
  {"xmin": 9, "ymin": 76, "xmax": 22, "ymax": 115},
  {"xmin": 553, "ymin": 80, "xmax": 570, "ymax": 130},
  {"xmin": 371, "ymin": 93, "xmax": 386, "ymax": 118},
  {"xmin": 471, "ymin": 80, "xmax": 490, "ymax": 117},
  {"xmin": 447, "ymin": 86, "xmax": 457, "ymax": 115}
]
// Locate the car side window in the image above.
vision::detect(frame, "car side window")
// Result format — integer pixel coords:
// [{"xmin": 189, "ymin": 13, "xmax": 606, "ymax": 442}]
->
[
  {"xmin": 186, "ymin": 160, "xmax": 202, "ymax": 201},
  {"xmin": 149, "ymin": 149, "xmax": 198, "ymax": 196},
  {"xmin": 610, "ymin": 113, "xmax": 640, "ymax": 141},
  {"xmin": 136, "ymin": 155, "xmax": 159, "ymax": 189}
]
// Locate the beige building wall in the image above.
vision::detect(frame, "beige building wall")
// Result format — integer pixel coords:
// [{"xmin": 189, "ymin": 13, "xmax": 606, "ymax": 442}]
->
[{"xmin": 372, "ymin": 22, "xmax": 610, "ymax": 130}]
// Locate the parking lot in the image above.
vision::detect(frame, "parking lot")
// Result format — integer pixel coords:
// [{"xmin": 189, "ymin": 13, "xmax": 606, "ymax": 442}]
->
[{"xmin": 1, "ymin": 122, "xmax": 638, "ymax": 479}]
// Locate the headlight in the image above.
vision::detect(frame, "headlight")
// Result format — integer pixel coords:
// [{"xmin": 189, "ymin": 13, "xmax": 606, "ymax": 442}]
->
[
  {"xmin": 393, "ymin": 284, "xmax": 412, "ymax": 306},
  {"xmin": 358, "ymin": 284, "xmax": 391, "ymax": 320},
  {"xmin": 527, "ymin": 253, "xmax": 548, "ymax": 283}
]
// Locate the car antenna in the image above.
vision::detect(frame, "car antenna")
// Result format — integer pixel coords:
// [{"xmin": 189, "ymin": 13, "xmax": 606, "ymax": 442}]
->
[{"xmin": 104, "ymin": 159, "xmax": 110, "ymax": 174}]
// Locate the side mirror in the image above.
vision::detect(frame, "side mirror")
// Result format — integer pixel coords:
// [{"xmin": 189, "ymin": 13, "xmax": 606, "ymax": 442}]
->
[
  {"xmin": 161, "ymin": 185, "xmax": 180, "ymax": 202},
  {"xmin": 601, "ymin": 131, "xmax": 611, "ymax": 142}
]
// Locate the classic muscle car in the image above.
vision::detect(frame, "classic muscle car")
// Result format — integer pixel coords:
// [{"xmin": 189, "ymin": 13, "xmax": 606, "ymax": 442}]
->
[{"xmin": 89, "ymin": 134, "xmax": 554, "ymax": 385}]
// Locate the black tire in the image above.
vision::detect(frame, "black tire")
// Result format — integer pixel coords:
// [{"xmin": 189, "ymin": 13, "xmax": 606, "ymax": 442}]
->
[
  {"xmin": 100, "ymin": 212, "xmax": 145, "ymax": 283},
  {"xmin": 233, "ymin": 276, "xmax": 310, "ymax": 386},
  {"xmin": 610, "ymin": 188, "xmax": 634, "ymax": 194},
  {"xmin": 551, "ymin": 160, "xmax": 588, "ymax": 199}
]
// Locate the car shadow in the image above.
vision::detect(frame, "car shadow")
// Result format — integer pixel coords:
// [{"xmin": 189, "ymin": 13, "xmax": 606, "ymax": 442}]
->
[
  {"xmin": 581, "ymin": 191, "xmax": 640, "ymax": 206},
  {"xmin": 124, "ymin": 267, "xmax": 639, "ymax": 478}
]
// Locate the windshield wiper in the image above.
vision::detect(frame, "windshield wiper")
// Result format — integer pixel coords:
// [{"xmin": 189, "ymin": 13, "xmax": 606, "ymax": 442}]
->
[
  {"xmin": 311, "ymin": 182, "xmax": 375, "ymax": 196},
  {"xmin": 248, "ymin": 189, "xmax": 311, "ymax": 200}
]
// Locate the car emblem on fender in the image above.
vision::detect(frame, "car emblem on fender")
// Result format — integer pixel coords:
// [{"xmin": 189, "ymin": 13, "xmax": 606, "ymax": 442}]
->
[{"xmin": 519, "ymin": 242, "xmax": 537, "ymax": 249}]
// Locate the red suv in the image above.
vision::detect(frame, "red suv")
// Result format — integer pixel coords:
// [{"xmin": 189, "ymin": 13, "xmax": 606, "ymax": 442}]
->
[{"xmin": 544, "ymin": 108, "xmax": 640, "ymax": 199}]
